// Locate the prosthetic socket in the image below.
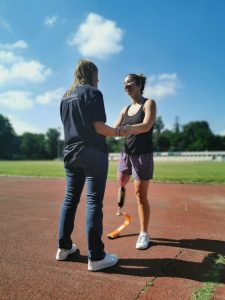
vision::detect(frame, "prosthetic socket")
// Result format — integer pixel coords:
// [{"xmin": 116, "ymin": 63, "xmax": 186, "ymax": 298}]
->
[{"xmin": 117, "ymin": 187, "xmax": 126, "ymax": 215}]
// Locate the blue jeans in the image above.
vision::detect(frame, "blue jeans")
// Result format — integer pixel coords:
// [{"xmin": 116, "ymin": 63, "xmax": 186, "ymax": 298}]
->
[{"xmin": 58, "ymin": 147, "xmax": 108, "ymax": 261}]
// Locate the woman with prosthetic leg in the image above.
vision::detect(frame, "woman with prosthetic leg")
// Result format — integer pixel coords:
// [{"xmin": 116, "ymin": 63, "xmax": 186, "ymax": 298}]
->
[{"xmin": 114, "ymin": 73, "xmax": 156, "ymax": 249}]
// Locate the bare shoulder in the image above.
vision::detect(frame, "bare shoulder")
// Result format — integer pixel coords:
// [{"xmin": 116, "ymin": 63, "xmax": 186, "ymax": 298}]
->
[
  {"xmin": 121, "ymin": 105, "xmax": 128, "ymax": 115},
  {"xmin": 144, "ymin": 99, "xmax": 156, "ymax": 110}
]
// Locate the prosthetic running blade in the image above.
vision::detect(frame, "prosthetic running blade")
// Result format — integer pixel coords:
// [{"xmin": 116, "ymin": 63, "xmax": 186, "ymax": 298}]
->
[{"xmin": 107, "ymin": 213, "xmax": 131, "ymax": 239}]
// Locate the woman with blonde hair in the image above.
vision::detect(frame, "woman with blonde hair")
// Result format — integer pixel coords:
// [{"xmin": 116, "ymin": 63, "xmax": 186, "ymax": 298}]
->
[{"xmin": 56, "ymin": 59, "xmax": 130, "ymax": 271}]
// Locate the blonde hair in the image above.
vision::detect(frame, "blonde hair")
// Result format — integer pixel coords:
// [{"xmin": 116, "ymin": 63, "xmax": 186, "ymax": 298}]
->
[{"xmin": 65, "ymin": 59, "xmax": 98, "ymax": 97}]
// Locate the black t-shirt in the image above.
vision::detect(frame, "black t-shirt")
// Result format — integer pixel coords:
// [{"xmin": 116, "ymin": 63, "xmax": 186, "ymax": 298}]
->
[
  {"xmin": 60, "ymin": 84, "xmax": 108, "ymax": 164},
  {"xmin": 121, "ymin": 100, "xmax": 154, "ymax": 155}
]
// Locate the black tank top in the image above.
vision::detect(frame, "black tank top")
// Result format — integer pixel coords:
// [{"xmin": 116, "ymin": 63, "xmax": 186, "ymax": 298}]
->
[{"xmin": 121, "ymin": 99, "xmax": 154, "ymax": 155}]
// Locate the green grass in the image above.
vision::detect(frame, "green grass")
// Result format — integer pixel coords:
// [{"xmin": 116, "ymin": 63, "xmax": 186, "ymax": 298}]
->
[
  {"xmin": 192, "ymin": 254, "xmax": 225, "ymax": 300},
  {"xmin": 153, "ymin": 161, "xmax": 225, "ymax": 184},
  {"xmin": 0, "ymin": 160, "xmax": 225, "ymax": 183},
  {"xmin": 0, "ymin": 160, "xmax": 65, "ymax": 177},
  {"xmin": 109, "ymin": 161, "xmax": 225, "ymax": 184}
]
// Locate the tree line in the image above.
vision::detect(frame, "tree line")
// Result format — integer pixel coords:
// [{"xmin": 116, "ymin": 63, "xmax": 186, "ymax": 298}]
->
[
  {"xmin": 0, "ymin": 114, "xmax": 62, "ymax": 159},
  {"xmin": 0, "ymin": 114, "xmax": 225, "ymax": 160}
]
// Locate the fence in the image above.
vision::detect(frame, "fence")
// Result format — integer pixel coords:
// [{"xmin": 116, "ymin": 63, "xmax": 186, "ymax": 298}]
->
[{"xmin": 109, "ymin": 151, "xmax": 225, "ymax": 162}]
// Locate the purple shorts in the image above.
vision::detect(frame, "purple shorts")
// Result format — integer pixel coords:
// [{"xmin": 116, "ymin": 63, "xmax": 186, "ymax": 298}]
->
[{"xmin": 118, "ymin": 152, "xmax": 154, "ymax": 181}]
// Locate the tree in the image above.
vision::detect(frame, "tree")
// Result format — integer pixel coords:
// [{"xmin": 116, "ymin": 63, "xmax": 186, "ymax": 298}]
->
[
  {"xmin": 45, "ymin": 128, "xmax": 61, "ymax": 159},
  {"xmin": 182, "ymin": 121, "xmax": 214, "ymax": 151},
  {"xmin": 11, "ymin": 136, "xmax": 23, "ymax": 159},
  {"xmin": 20, "ymin": 133, "xmax": 47, "ymax": 159},
  {"xmin": 211, "ymin": 135, "xmax": 225, "ymax": 150},
  {"xmin": 0, "ymin": 114, "xmax": 15, "ymax": 159},
  {"xmin": 170, "ymin": 116, "xmax": 184, "ymax": 151},
  {"xmin": 153, "ymin": 116, "xmax": 164, "ymax": 135},
  {"xmin": 156, "ymin": 130, "xmax": 173, "ymax": 151},
  {"xmin": 153, "ymin": 116, "xmax": 165, "ymax": 151},
  {"xmin": 173, "ymin": 116, "xmax": 180, "ymax": 133}
]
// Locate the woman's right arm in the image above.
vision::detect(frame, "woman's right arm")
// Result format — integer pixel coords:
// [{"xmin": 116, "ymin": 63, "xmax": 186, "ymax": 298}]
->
[{"xmin": 114, "ymin": 106, "xmax": 127, "ymax": 127}]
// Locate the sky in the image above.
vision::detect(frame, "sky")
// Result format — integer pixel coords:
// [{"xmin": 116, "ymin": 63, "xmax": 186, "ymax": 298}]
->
[{"xmin": 0, "ymin": 0, "xmax": 225, "ymax": 137}]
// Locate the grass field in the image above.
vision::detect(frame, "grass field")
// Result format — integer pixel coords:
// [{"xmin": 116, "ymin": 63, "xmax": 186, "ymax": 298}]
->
[{"xmin": 0, "ymin": 160, "xmax": 225, "ymax": 183}]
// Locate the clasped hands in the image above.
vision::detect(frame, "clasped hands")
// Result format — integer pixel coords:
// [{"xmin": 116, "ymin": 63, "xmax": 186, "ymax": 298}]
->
[{"xmin": 115, "ymin": 124, "xmax": 136, "ymax": 136}]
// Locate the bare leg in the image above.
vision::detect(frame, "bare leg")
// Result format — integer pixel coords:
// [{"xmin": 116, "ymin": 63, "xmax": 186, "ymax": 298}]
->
[{"xmin": 134, "ymin": 180, "xmax": 150, "ymax": 233}]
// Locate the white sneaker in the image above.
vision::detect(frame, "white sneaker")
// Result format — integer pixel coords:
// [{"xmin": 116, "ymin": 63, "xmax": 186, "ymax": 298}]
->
[
  {"xmin": 88, "ymin": 252, "xmax": 118, "ymax": 271},
  {"xmin": 56, "ymin": 243, "xmax": 77, "ymax": 260},
  {"xmin": 136, "ymin": 233, "xmax": 150, "ymax": 250}
]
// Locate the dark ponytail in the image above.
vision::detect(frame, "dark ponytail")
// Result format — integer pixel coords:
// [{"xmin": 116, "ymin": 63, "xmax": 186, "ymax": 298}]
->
[{"xmin": 126, "ymin": 73, "xmax": 146, "ymax": 94}]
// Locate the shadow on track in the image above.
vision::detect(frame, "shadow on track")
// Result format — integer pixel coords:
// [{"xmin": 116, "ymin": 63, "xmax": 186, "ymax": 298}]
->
[{"xmin": 66, "ymin": 238, "xmax": 225, "ymax": 283}]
